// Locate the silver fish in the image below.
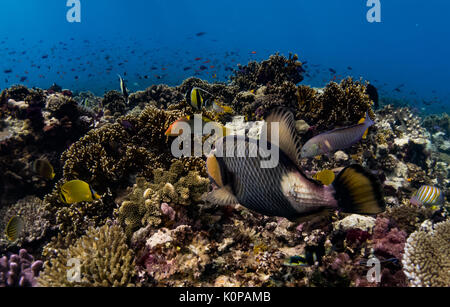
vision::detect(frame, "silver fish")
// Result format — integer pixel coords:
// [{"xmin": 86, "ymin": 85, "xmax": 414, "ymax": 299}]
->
[{"xmin": 301, "ymin": 113, "xmax": 375, "ymax": 158}]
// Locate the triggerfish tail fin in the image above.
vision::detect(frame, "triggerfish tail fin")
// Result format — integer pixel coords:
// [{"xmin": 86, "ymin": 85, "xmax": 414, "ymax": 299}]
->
[
  {"xmin": 332, "ymin": 165, "xmax": 385, "ymax": 215},
  {"xmin": 263, "ymin": 107, "xmax": 303, "ymax": 167}
]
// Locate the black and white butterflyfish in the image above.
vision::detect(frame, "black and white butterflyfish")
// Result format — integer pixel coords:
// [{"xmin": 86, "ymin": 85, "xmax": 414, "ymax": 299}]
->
[
  {"xmin": 118, "ymin": 74, "xmax": 129, "ymax": 104},
  {"xmin": 205, "ymin": 107, "xmax": 386, "ymax": 220}
]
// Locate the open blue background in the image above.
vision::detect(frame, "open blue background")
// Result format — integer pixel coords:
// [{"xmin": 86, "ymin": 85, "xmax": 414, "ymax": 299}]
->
[{"xmin": 0, "ymin": 0, "xmax": 448, "ymax": 114}]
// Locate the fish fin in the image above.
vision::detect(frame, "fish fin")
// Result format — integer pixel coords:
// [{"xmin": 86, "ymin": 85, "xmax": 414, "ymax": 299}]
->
[
  {"xmin": 333, "ymin": 165, "xmax": 385, "ymax": 214},
  {"xmin": 263, "ymin": 107, "xmax": 303, "ymax": 167},
  {"xmin": 206, "ymin": 155, "xmax": 226, "ymax": 187},
  {"xmin": 362, "ymin": 128, "xmax": 369, "ymax": 140},
  {"xmin": 205, "ymin": 185, "xmax": 238, "ymax": 206}
]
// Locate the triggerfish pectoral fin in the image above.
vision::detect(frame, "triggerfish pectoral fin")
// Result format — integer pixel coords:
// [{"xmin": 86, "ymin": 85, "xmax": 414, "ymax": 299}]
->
[
  {"xmin": 205, "ymin": 185, "xmax": 239, "ymax": 206},
  {"xmin": 205, "ymin": 154, "xmax": 239, "ymax": 205}
]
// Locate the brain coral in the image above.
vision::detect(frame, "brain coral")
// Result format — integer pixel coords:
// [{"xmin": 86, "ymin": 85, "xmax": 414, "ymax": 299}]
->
[
  {"xmin": 38, "ymin": 224, "xmax": 136, "ymax": 287},
  {"xmin": 402, "ymin": 219, "xmax": 450, "ymax": 287}
]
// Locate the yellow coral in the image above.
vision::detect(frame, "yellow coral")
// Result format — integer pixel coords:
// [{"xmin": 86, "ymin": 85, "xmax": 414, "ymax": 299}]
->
[{"xmin": 38, "ymin": 224, "xmax": 136, "ymax": 287}]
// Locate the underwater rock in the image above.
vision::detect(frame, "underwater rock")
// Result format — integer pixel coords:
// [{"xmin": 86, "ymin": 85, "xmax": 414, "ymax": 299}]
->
[
  {"xmin": 334, "ymin": 151, "xmax": 349, "ymax": 162},
  {"xmin": 295, "ymin": 119, "xmax": 310, "ymax": 134},
  {"xmin": 333, "ymin": 214, "xmax": 376, "ymax": 232}
]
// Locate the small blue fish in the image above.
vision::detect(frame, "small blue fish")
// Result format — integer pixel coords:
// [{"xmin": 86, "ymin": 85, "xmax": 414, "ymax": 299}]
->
[{"xmin": 301, "ymin": 113, "xmax": 375, "ymax": 158}]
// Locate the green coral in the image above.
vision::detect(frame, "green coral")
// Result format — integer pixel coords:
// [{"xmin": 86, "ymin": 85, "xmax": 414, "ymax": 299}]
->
[{"xmin": 38, "ymin": 224, "xmax": 136, "ymax": 287}]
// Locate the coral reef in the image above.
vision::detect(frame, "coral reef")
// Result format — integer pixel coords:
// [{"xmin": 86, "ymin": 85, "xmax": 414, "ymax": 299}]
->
[
  {"xmin": 116, "ymin": 160, "xmax": 210, "ymax": 238},
  {"xmin": 37, "ymin": 224, "xmax": 136, "ymax": 287},
  {"xmin": 402, "ymin": 220, "xmax": 450, "ymax": 287},
  {"xmin": 0, "ymin": 249, "xmax": 43, "ymax": 287},
  {"xmin": 60, "ymin": 105, "xmax": 187, "ymax": 193},
  {"xmin": 230, "ymin": 53, "xmax": 304, "ymax": 91},
  {"xmin": 102, "ymin": 90, "xmax": 127, "ymax": 116},
  {"xmin": 296, "ymin": 78, "xmax": 374, "ymax": 130},
  {"xmin": 0, "ymin": 54, "xmax": 448, "ymax": 288},
  {"xmin": 0, "ymin": 196, "xmax": 54, "ymax": 253}
]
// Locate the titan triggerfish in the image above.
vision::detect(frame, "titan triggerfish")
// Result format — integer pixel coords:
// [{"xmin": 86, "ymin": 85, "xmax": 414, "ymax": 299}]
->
[{"xmin": 206, "ymin": 107, "xmax": 385, "ymax": 219}]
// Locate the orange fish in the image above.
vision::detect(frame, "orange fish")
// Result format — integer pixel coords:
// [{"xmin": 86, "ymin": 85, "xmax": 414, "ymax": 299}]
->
[{"xmin": 251, "ymin": 51, "xmax": 257, "ymax": 54}]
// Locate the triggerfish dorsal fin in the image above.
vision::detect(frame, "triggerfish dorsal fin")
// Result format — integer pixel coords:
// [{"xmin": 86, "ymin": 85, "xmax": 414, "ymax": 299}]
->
[{"xmin": 262, "ymin": 107, "xmax": 303, "ymax": 168}]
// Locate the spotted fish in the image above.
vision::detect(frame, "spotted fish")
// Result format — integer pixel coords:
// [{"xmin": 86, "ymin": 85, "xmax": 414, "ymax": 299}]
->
[{"xmin": 206, "ymin": 108, "xmax": 385, "ymax": 219}]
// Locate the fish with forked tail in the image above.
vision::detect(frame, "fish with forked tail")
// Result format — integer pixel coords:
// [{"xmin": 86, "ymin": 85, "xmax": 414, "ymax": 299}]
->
[{"xmin": 205, "ymin": 108, "xmax": 385, "ymax": 219}]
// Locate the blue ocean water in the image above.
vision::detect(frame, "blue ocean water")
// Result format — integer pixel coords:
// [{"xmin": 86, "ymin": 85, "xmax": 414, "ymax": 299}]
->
[{"xmin": 0, "ymin": 0, "xmax": 449, "ymax": 114}]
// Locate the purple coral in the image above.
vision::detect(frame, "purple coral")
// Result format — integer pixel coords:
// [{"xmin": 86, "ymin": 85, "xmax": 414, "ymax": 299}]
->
[
  {"xmin": 373, "ymin": 217, "xmax": 407, "ymax": 260},
  {"xmin": 0, "ymin": 249, "xmax": 43, "ymax": 287},
  {"xmin": 161, "ymin": 203, "xmax": 176, "ymax": 221},
  {"xmin": 346, "ymin": 229, "xmax": 371, "ymax": 244}
]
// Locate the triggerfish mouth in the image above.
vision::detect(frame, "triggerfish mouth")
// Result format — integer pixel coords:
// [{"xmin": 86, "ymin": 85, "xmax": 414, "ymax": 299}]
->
[{"xmin": 206, "ymin": 108, "xmax": 385, "ymax": 219}]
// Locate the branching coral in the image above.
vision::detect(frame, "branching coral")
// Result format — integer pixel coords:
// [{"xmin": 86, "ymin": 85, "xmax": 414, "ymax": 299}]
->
[
  {"xmin": 0, "ymin": 196, "xmax": 54, "ymax": 252},
  {"xmin": 102, "ymin": 90, "xmax": 127, "ymax": 116},
  {"xmin": 61, "ymin": 105, "xmax": 186, "ymax": 192},
  {"xmin": 0, "ymin": 249, "xmax": 43, "ymax": 287},
  {"xmin": 296, "ymin": 78, "xmax": 374, "ymax": 130},
  {"xmin": 38, "ymin": 224, "xmax": 136, "ymax": 287},
  {"xmin": 402, "ymin": 219, "xmax": 450, "ymax": 287},
  {"xmin": 230, "ymin": 53, "xmax": 304, "ymax": 91}
]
